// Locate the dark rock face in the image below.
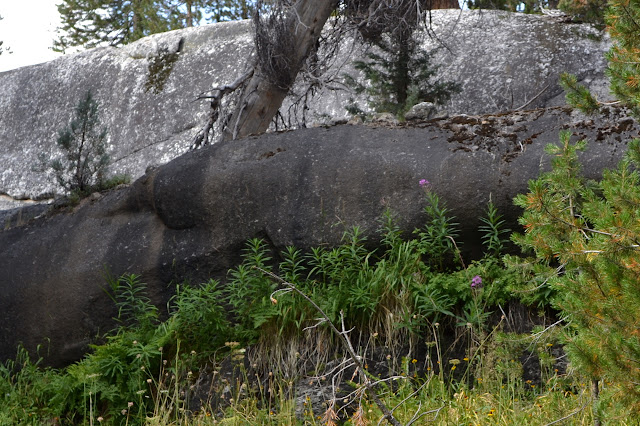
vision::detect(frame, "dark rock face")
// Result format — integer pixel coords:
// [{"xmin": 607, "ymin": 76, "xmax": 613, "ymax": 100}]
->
[
  {"xmin": 1, "ymin": 106, "xmax": 638, "ymax": 367},
  {"xmin": 0, "ymin": 11, "xmax": 609, "ymax": 205}
]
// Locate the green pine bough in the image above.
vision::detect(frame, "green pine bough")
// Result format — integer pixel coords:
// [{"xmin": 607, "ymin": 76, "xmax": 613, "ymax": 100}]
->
[{"xmin": 514, "ymin": 130, "xmax": 640, "ymax": 416}]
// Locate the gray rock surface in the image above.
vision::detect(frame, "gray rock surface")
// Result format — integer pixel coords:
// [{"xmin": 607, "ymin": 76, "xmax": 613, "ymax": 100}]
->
[
  {"xmin": 426, "ymin": 10, "xmax": 612, "ymax": 113},
  {"xmin": 0, "ymin": 10, "xmax": 610, "ymax": 205},
  {"xmin": 1, "ymin": 105, "xmax": 638, "ymax": 367},
  {"xmin": 406, "ymin": 102, "xmax": 437, "ymax": 120},
  {"xmin": 0, "ymin": 20, "xmax": 254, "ymax": 206}
]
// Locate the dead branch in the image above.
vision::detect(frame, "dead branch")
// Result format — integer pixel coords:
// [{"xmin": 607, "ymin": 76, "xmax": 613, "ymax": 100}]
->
[
  {"xmin": 344, "ymin": 0, "xmax": 432, "ymax": 43},
  {"xmin": 515, "ymin": 83, "xmax": 550, "ymax": 111},
  {"xmin": 191, "ymin": 61, "xmax": 256, "ymax": 149},
  {"xmin": 257, "ymin": 266, "xmax": 403, "ymax": 426}
]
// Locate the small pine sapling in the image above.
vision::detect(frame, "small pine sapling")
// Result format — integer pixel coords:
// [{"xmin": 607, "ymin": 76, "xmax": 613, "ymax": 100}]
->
[
  {"xmin": 344, "ymin": 30, "xmax": 460, "ymax": 120},
  {"xmin": 39, "ymin": 90, "xmax": 110, "ymax": 195}
]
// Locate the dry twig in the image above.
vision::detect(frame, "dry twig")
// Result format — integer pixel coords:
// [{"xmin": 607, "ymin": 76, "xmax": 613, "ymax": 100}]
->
[{"xmin": 257, "ymin": 266, "xmax": 403, "ymax": 426}]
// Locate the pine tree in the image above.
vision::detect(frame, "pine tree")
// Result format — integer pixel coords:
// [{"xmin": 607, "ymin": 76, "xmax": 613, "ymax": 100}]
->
[
  {"xmin": 164, "ymin": 0, "xmax": 204, "ymax": 28},
  {"xmin": 468, "ymin": 0, "xmax": 559, "ymax": 13},
  {"xmin": 40, "ymin": 90, "xmax": 110, "ymax": 194},
  {"xmin": 344, "ymin": 28, "xmax": 460, "ymax": 119},
  {"xmin": 205, "ymin": 0, "xmax": 256, "ymax": 21},
  {"xmin": 467, "ymin": 0, "xmax": 519, "ymax": 10},
  {"xmin": 606, "ymin": 0, "xmax": 640, "ymax": 116},
  {"xmin": 526, "ymin": 1, "xmax": 640, "ymax": 417},
  {"xmin": 557, "ymin": 0, "xmax": 607, "ymax": 26},
  {"xmin": 514, "ymin": 131, "xmax": 640, "ymax": 414},
  {"xmin": 54, "ymin": 0, "xmax": 176, "ymax": 51},
  {"xmin": 561, "ymin": 0, "xmax": 640, "ymax": 115},
  {"xmin": 164, "ymin": 0, "xmax": 257, "ymax": 27},
  {"xmin": 54, "ymin": 0, "xmax": 257, "ymax": 52}
]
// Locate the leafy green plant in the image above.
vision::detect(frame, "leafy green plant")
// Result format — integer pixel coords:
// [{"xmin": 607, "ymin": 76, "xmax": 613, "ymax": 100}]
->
[
  {"xmin": 226, "ymin": 238, "xmax": 279, "ymax": 341},
  {"xmin": 0, "ymin": 177, "xmax": 577, "ymax": 424},
  {"xmin": 415, "ymin": 259, "xmax": 513, "ymax": 329},
  {"xmin": 415, "ymin": 180, "xmax": 461, "ymax": 271},
  {"xmin": 479, "ymin": 198, "xmax": 511, "ymax": 258},
  {"xmin": 106, "ymin": 273, "xmax": 159, "ymax": 332},
  {"xmin": 0, "ymin": 346, "xmax": 63, "ymax": 424},
  {"xmin": 167, "ymin": 279, "xmax": 230, "ymax": 356}
]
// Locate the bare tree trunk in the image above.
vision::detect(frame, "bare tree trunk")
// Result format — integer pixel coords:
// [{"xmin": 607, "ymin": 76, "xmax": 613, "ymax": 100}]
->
[
  {"xmin": 221, "ymin": 0, "xmax": 339, "ymax": 141},
  {"xmin": 429, "ymin": 0, "xmax": 460, "ymax": 8},
  {"xmin": 186, "ymin": 0, "xmax": 194, "ymax": 27},
  {"xmin": 132, "ymin": 0, "xmax": 142, "ymax": 39}
]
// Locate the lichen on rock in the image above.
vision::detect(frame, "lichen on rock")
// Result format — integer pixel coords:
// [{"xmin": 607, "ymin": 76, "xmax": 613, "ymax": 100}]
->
[{"xmin": 144, "ymin": 38, "xmax": 184, "ymax": 94}]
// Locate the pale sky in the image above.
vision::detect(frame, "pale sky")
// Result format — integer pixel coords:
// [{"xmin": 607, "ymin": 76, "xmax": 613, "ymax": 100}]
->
[{"xmin": 0, "ymin": 0, "xmax": 64, "ymax": 72}]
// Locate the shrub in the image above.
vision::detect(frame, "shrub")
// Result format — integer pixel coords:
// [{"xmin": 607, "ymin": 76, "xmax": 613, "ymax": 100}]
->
[{"xmin": 0, "ymin": 181, "xmax": 561, "ymax": 424}]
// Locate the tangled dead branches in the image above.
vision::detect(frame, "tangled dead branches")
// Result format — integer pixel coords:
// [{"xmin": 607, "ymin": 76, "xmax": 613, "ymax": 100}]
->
[
  {"xmin": 343, "ymin": 0, "xmax": 432, "ymax": 42},
  {"xmin": 191, "ymin": 62, "xmax": 255, "ymax": 149},
  {"xmin": 254, "ymin": 1, "xmax": 298, "ymax": 90},
  {"xmin": 191, "ymin": 0, "xmax": 439, "ymax": 147}
]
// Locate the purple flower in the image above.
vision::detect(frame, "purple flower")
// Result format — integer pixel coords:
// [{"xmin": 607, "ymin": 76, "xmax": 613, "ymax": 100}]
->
[
  {"xmin": 471, "ymin": 275, "xmax": 482, "ymax": 289},
  {"xmin": 419, "ymin": 179, "xmax": 429, "ymax": 187}
]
